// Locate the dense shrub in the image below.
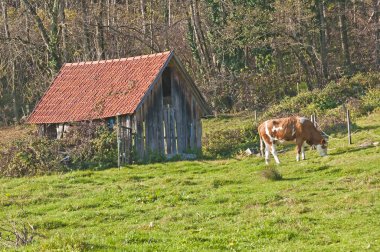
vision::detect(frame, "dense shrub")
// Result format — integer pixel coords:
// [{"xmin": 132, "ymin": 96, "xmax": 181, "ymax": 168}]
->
[
  {"xmin": 203, "ymin": 72, "xmax": 380, "ymax": 158},
  {"xmin": 0, "ymin": 123, "xmax": 117, "ymax": 177},
  {"xmin": 203, "ymin": 125, "xmax": 259, "ymax": 157},
  {"xmin": 361, "ymin": 88, "xmax": 380, "ymax": 113},
  {"xmin": 0, "ymin": 137, "xmax": 64, "ymax": 177},
  {"xmin": 317, "ymin": 106, "xmax": 348, "ymax": 133},
  {"xmin": 262, "ymin": 72, "xmax": 380, "ymax": 123},
  {"xmin": 64, "ymin": 123, "xmax": 117, "ymax": 169}
]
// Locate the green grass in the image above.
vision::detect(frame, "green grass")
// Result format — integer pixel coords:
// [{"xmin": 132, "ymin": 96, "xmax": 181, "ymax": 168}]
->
[
  {"xmin": 202, "ymin": 111, "xmax": 257, "ymax": 134},
  {"xmin": 1, "ymin": 111, "xmax": 379, "ymax": 251}
]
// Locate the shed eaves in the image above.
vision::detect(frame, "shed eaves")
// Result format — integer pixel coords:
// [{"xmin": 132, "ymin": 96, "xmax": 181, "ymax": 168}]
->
[{"xmin": 28, "ymin": 51, "xmax": 172, "ymax": 124}]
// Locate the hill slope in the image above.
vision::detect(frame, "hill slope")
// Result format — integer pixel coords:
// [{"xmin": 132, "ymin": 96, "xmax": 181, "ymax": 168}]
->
[{"xmin": 0, "ymin": 111, "xmax": 379, "ymax": 251}]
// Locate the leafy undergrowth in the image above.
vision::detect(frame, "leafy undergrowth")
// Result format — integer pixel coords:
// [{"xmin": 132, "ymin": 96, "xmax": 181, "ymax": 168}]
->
[{"xmin": 0, "ymin": 112, "xmax": 379, "ymax": 251}]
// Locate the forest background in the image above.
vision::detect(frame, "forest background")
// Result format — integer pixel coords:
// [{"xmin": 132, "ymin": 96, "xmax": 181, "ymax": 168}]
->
[{"xmin": 0, "ymin": 0, "xmax": 379, "ymax": 125}]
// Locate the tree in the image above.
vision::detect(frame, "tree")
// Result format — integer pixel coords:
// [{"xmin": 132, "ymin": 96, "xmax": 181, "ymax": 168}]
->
[
  {"xmin": 21, "ymin": 0, "xmax": 61, "ymax": 73},
  {"xmin": 338, "ymin": 0, "xmax": 352, "ymax": 73}
]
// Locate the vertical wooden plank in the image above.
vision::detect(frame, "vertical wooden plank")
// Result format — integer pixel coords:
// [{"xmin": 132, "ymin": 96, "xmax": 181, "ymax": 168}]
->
[
  {"xmin": 149, "ymin": 89, "xmax": 156, "ymax": 153},
  {"xmin": 153, "ymin": 83, "xmax": 160, "ymax": 153},
  {"xmin": 134, "ymin": 110, "xmax": 139, "ymax": 160},
  {"xmin": 156, "ymin": 79, "xmax": 165, "ymax": 155},
  {"xmin": 170, "ymin": 107, "xmax": 177, "ymax": 154},
  {"xmin": 152, "ymin": 83, "xmax": 158, "ymax": 154},
  {"xmin": 132, "ymin": 114, "xmax": 136, "ymax": 162},
  {"xmin": 190, "ymin": 97, "xmax": 196, "ymax": 150},
  {"xmin": 135, "ymin": 108, "xmax": 144, "ymax": 160},
  {"xmin": 38, "ymin": 124, "xmax": 45, "ymax": 137},
  {"xmin": 186, "ymin": 92, "xmax": 192, "ymax": 151},
  {"xmin": 181, "ymin": 87, "xmax": 188, "ymax": 150},
  {"xmin": 196, "ymin": 119, "xmax": 202, "ymax": 150},
  {"xmin": 148, "ymin": 91, "xmax": 155, "ymax": 154},
  {"xmin": 116, "ymin": 114, "xmax": 121, "ymax": 168},
  {"xmin": 143, "ymin": 98, "xmax": 150, "ymax": 157},
  {"xmin": 126, "ymin": 115, "xmax": 132, "ymax": 164},
  {"xmin": 164, "ymin": 104, "xmax": 171, "ymax": 154},
  {"xmin": 173, "ymin": 72, "xmax": 184, "ymax": 154}
]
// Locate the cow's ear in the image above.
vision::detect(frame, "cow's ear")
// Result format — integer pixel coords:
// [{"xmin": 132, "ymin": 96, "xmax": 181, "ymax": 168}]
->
[{"xmin": 321, "ymin": 139, "xmax": 326, "ymax": 145}]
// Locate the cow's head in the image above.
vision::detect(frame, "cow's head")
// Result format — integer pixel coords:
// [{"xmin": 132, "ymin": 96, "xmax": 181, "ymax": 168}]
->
[{"xmin": 316, "ymin": 138, "xmax": 328, "ymax": 156}]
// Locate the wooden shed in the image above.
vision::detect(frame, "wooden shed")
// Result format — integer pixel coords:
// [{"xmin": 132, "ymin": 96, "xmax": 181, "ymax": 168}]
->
[{"xmin": 28, "ymin": 51, "xmax": 211, "ymax": 162}]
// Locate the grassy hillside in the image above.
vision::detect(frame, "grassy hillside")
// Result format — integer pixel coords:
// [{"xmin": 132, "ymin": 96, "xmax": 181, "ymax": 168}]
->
[{"xmin": 0, "ymin": 111, "xmax": 379, "ymax": 251}]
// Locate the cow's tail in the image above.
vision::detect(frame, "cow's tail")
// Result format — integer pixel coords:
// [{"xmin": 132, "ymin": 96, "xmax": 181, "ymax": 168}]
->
[{"xmin": 260, "ymin": 135, "xmax": 264, "ymax": 157}]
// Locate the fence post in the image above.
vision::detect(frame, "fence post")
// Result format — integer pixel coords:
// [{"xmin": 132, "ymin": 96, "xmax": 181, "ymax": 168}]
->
[
  {"xmin": 254, "ymin": 110, "xmax": 257, "ymax": 122},
  {"xmin": 347, "ymin": 109, "xmax": 352, "ymax": 145},
  {"xmin": 311, "ymin": 114, "xmax": 316, "ymax": 149}
]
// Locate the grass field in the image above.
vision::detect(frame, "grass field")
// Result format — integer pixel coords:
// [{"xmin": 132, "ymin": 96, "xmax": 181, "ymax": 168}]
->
[{"xmin": 0, "ymin": 111, "xmax": 379, "ymax": 251}]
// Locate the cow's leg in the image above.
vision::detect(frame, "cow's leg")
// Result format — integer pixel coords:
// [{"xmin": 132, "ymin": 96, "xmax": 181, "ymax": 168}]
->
[
  {"xmin": 296, "ymin": 139, "xmax": 304, "ymax": 162},
  {"xmin": 296, "ymin": 144, "xmax": 301, "ymax": 161},
  {"xmin": 271, "ymin": 144, "xmax": 280, "ymax": 164},
  {"xmin": 264, "ymin": 142, "xmax": 270, "ymax": 165},
  {"xmin": 301, "ymin": 144, "xmax": 306, "ymax": 160},
  {"xmin": 260, "ymin": 137, "xmax": 264, "ymax": 157}
]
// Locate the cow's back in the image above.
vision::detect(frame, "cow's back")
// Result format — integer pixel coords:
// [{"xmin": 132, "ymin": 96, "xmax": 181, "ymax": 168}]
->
[
  {"xmin": 258, "ymin": 116, "xmax": 299, "ymax": 142},
  {"xmin": 295, "ymin": 117, "xmax": 318, "ymax": 139}
]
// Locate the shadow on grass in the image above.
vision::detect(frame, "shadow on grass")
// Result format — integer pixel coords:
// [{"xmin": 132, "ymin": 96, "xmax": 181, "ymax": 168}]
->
[
  {"xmin": 329, "ymin": 146, "xmax": 375, "ymax": 156},
  {"xmin": 356, "ymin": 125, "xmax": 380, "ymax": 131},
  {"xmin": 281, "ymin": 177, "xmax": 304, "ymax": 181}
]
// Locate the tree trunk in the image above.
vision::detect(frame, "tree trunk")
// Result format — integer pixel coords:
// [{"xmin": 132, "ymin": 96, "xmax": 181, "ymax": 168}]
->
[
  {"xmin": 140, "ymin": 0, "xmax": 146, "ymax": 35},
  {"xmin": 316, "ymin": 0, "xmax": 329, "ymax": 83},
  {"xmin": 292, "ymin": 49, "xmax": 313, "ymax": 91},
  {"xmin": 25, "ymin": 9, "xmax": 30, "ymax": 42},
  {"xmin": 96, "ymin": 0, "xmax": 106, "ymax": 60},
  {"xmin": 1, "ymin": 0, "xmax": 19, "ymax": 122},
  {"xmin": 149, "ymin": 0, "xmax": 154, "ymax": 53},
  {"xmin": 59, "ymin": 0, "xmax": 67, "ymax": 62},
  {"xmin": 11, "ymin": 61, "xmax": 19, "ymax": 122},
  {"xmin": 373, "ymin": 0, "xmax": 380, "ymax": 70},
  {"xmin": 164, "ymin": 0, "xmax": 170, "ymax": 49},
  {"xmin": 21, "ymin": 0, "xmax": 60, "ymax": 73},
  {"xmin": 1, "ymin": 0, "xmax": 10, "ymax": 38},
  {"xmin": 190, "ymin": 0, "xmax": 211, "ymax": 70},
  {"xmin": 81, "ymin": 0, "xmax": 91, "ymax": 60},
  {"xmin": 338, "ymin": 0, "xmax": 352, "ymax": 73}
]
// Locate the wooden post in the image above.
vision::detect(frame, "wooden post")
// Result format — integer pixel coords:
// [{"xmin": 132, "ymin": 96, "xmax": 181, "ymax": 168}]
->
[
  {"xmin": 117, "ymin": 114, "xmax": 121, "ymax": 168},
  {"xmin": 297, "ymin": 82, "xmax": 299, "ymax": 94},
  {"xmin": 311, "ymin": 114, "xmax": 316, "ymax": 149},
  {"xmin": 126, "ymin": 115, "xmax": 132, "ymax": 164},
  {"xmin": 61, "ymin": 123, "xmax": 65, "ymax": 139},
  {"xmin": 254, "ymin": 110, "xmax": 257, "ymax": 122},
  {"xmin": 347, "ymin": 109, "xmax": 352, "ymax": 145}
]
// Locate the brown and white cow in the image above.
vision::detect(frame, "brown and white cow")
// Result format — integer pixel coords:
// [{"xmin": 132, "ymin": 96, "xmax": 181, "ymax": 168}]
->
[{"xmin": 258, "ymin": 116, "xmax": 328, "ymax": 164}]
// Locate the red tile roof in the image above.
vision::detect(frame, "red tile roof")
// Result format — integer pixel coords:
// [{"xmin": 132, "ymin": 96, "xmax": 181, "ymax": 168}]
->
[{"xmin": 28, "ymin": 51, "xmax": 173, "ymax": 124}]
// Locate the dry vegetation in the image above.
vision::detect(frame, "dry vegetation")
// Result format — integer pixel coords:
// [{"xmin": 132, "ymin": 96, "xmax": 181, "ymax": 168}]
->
[{"xmin": 0, "ymin": 125, "xmax": 34, "ymax": 146}]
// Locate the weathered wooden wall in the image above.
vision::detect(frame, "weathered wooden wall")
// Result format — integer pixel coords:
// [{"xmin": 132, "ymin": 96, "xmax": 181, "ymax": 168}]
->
[{"xmin": 132, "ymin": 65, "xmax": 203, "ymax": 161}]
